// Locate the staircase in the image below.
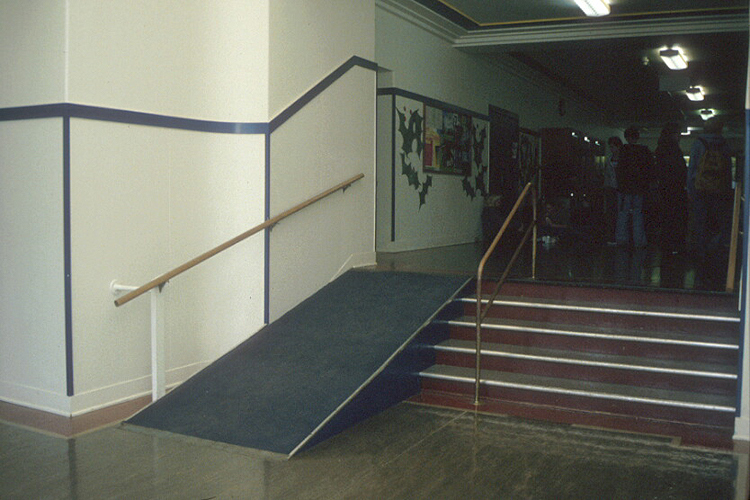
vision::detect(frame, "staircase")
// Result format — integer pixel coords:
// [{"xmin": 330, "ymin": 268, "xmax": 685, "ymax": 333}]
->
[{"xmin": 412, "ymin": 280, "xmax": 741, "ymax": 449}]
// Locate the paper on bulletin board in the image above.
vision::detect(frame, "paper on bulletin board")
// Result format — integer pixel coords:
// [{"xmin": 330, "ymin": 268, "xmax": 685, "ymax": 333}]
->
[{"xmin": 423, "ymin": 104, "xmax": 472, "ymax": 176}]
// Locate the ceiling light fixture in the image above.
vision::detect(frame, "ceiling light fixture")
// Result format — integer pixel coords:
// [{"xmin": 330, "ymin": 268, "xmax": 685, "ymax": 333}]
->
[
  {"xmin": 659, "ymin": 48, "xmax": 688, "ymax": 70},
  {"xmin": 686, "ymin": 86, "xmax": 704, "ymax": 101},
  {"xmin": 700, "ymin": 109, "xmax": 715, "ymax": 120},
  {"xmin": 574, "ymin": 0, "xmax": 610, "ymax": 17}
]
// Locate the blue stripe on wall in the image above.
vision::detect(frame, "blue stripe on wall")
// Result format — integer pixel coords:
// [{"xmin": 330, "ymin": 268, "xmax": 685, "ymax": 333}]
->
[
  {"xmin": 270, "ymin": 56, "xmax": 378, "ymax": 133},
  {"xmin": 391, "ymin": 94, "xmax": 396, "ymax": 242},
  {"xmin": 0, "ymin": 103, "xmax": 268, "ymax": 135},
  {"xmin": 63, "ymin": 116, "xmax": 74, "ymax": 396},
  {"xmin": 738, "ymin": 108, "xmax": 750, "ymax": 415}
]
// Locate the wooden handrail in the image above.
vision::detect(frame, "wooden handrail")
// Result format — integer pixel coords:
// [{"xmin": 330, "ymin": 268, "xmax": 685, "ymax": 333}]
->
[
  {"xmin": 475, "ymin": 178, "xmax": 538, "ymax": 405},
  {"xmin": 725, "ymin": 184, "xmax": 742, "ymax": 292},
  {"xmin": 115, "ymin": 173, "xmax": 365, "ymax": 307}
]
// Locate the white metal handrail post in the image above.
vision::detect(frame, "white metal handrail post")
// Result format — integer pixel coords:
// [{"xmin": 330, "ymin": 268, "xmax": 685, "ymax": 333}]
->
[{"xmin": 110, "ymin": 280, "xmax": 167, "ymax": 401}]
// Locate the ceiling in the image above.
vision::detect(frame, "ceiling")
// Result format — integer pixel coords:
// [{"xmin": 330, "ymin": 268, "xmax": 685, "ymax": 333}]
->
[{"xmin": 405, "ymin": 0, "xmax": 749, "ymax": 137}]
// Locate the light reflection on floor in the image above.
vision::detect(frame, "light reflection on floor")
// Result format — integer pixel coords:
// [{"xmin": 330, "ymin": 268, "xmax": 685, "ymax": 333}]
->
[{"xmin": 375, "ymin": 239, "xmax": 729, "ymax": 294}]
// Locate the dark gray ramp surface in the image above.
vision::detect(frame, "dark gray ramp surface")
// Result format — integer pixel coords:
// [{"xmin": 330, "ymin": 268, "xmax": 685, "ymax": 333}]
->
[{"xmin": 126, "ymin": 269, "xmax": 468, "ymax": 455}]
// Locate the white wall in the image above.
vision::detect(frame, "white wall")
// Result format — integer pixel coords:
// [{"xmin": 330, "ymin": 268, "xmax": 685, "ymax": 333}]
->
[
  {"xmin": 67, "ymin": 0, "xmax": 269, "ymax": 122},
  {"xmin": 0, "ymin": 0, "xmax": 66, "ymax": 107},
  {"xmin": 269, "ymin": 0, "xmax": 375, "ymax": 116},
  {"xmin": 0, "ymin": 119, "xmax": 68, "ymax": 413},
  {"xmin": 267, "ymin": 1, "xmax": 377, "ymax": 320},
  {"xmin": 1, "ymin": 0, "xmax": 271, "ymax": 415},
  {"xmin": 62, "ymin": 1, "xmax": 270, "ymax": 414},
  {"xmin": 0, "ymin": 2, "xmax": 68, "ymax": 413},
  {"xmin": 68, "ymin": 122, "xmax": 266, "ymax": 414}
]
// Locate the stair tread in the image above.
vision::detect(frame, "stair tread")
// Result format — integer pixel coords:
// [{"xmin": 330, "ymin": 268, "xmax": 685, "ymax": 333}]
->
[
  {"xmin": 435, "ymin": 339, "xmax": 737, "ymax": 377},
  {"xmin": 421, "ymin": 365, "xmax": 736, "ymax": 411},
  {"xmin": 461, "ymin": 295, "xmax": 740, "ymax": 321},
  {"xmin": 440, "ymin": 316, "xmax": 740, "ymax": 348}
]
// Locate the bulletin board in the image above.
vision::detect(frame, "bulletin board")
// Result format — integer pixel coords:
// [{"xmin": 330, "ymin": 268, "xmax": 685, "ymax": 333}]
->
[{"xmin": 423, "ymin": 104, "xmax": 473, "ymax": 176}]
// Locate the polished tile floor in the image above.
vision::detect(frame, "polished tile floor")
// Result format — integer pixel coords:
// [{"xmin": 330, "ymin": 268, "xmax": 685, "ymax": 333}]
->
[
  {"xmin": 375, "ymin": 237, "xmax": 737, "ymax": 293},
  {"xmin": 2, "ymin": 403, "xmax": 748, "ymax": 499}
]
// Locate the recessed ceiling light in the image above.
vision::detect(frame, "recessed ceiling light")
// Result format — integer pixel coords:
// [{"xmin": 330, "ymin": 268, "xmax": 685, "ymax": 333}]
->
[
  {"xmin": 700, "ymin": 109, "xmax": 715, "ymax": 120},
  {"xmin": 574, "ymin": 0, "xmax": 610, "ymax": 17},
  {"xmin": 659, "ymin": 48, "xmax": 688, "ymax": 70},
  {"xmin": 686, "ymin": 86, "xmax": 705, "ymax": 101}
]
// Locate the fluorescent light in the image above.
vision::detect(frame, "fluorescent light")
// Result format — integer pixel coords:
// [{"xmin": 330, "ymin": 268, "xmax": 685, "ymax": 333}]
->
[
  {"xmin": 574, "ymin": 0, "xmax": 610, "ymax": 17},
  {"xmin": 660, "ymin": 48, "xmax": 687, "ymax": 70},
  {"xmin": 686, "ymin": 86, "xmax": 704, "ymax": 101}
]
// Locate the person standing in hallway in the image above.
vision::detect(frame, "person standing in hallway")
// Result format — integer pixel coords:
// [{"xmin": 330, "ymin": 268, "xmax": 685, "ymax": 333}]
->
[
  {"xmin": 615, "ymin": 126, "xmax": 653, "ymax": 248},
  {"xmin": 603, "ymin": 136, "xmax": 622, "ymax": 245},
  {"xmin": 687, "ymin": 117, "xmax": 733, "ymax": 275},
  {"xmin": 653, "ymin": 122, "xmax": 687, "ymax": 254}
]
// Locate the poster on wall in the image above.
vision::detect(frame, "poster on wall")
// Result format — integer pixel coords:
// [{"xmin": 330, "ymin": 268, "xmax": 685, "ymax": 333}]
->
[{"xmin": 423, "ymin": 105, "xmax": 472, "ymax": 176}]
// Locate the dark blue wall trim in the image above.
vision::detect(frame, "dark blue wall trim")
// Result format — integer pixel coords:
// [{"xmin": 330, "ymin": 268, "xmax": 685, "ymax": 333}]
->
[
  {"xmin": 63, "ymin": 116, "xmax": 74, "ymax": 397},
  {"xmin": 738, "ymin": 108, "xmax": 750, "ymax": 415},
  {"xmin": 377, "ymin": 87, "xmax": 490, "ymax": 121},
  {"xmin": 264, "ymin": 132, "xmax": 271, "ymax": 325},
  {"xmin": 390, "ymin": 94, "xmax": 396, "ymax": 242},
  {"xmin": 0, "ymin": 103, "xmax": 268, "ymax": 135},
  {"xmin": 269, "ymin": 56, "xmax": 378, "ymax": 133}
]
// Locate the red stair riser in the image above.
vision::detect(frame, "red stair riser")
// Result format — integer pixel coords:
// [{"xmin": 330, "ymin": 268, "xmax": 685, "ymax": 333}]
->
[
  {"xmin": 412, "ymin": 391, "xmax": 734, "ymax": 450},
  {"xmin": 462, "ymin": 303, "xmax": 739, "ymax": 337},
  {"xmin": 479, "ymin": 282, "xmax": 737, "ymax": 311},
  {"xmin": 420, "ymin": 378, "xmax": 734, "ymax": 427},
  {"xmin": 435, "ymin": 351, "xmax": 736, "ymax": 396},
  {"xmin": 448, "ymin": 326, "xmax": 738, "ymax": 364}
]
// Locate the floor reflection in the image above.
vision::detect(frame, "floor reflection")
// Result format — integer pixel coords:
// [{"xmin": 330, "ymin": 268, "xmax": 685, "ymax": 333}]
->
[
  {"xmin": 1, "ymin": 404, "xmax": 747, "ymax": 499},
  {"xmin": 376, "ymin": 239, "xmax": 734, "ymax": 293}
]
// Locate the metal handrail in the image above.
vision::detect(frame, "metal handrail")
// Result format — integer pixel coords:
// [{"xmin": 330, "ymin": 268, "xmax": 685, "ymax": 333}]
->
[
  {"xmin": 115, "ymin": 173, "xmax": 364, "ymax": 307},
  {"xmin": 474, "ymin": 179, "xmax": 538, "ymax": 405}
]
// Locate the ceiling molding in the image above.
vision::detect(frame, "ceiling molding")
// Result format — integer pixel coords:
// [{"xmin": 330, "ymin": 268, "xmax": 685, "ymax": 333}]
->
[
  {"xmin": 453, "ymin": 13, "xmax": 749, "ymax": 50},
  {"xmin": 376, "ymin": 0, "xmax": 467, "ymax": 43}
]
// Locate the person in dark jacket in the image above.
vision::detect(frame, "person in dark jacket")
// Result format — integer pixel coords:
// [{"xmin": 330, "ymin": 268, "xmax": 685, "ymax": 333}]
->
[
  {"xmin": 687, "ymin": 117, "xmax": 733, "ymax": 268},
  {"xmin": 653, "ymin": 122, "xmax": 687, "ymax": 254},
  {"xmin": 615, "ymin": 126, "xmax": 653, "ymax": 248}
]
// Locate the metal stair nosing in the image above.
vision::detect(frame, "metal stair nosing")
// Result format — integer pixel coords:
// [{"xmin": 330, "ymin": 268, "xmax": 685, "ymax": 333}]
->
[
  {"xmin": 457, "ymin": 296, "xmax": 741, "ymax": 324},
  {"xmin": 435, "ymin": 317, "xmax": 740, "ymax": 352},
  {"xmin": 419, "ymin": 365, "xmax": 736, "ymax": 415},
  {"xmin": 432, "ymin": 340, "xmax": 738, "ymax": 382}
]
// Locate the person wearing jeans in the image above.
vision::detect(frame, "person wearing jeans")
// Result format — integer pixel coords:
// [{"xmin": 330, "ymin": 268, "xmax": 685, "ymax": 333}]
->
[{"xmin": 615, "ymin": 126, "xmax": 652, "ymax": 248}]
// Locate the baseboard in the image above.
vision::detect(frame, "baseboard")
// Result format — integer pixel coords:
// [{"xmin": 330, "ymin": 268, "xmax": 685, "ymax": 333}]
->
[
  {"xmin": 377, "ymin": 236, "xmax": 480, "ymax": 254},
  {"xmin": 0, "ymin": 380, "xmax": 72, "ymax": 417},
  {"xmin": 1, "ymin": 360, "xmax": 210, "ymax": 417},
  {"xmin": 332, "ymin": 251, "xmax": 377, "ymax": 281},
  {"xmin": 69, "ymin": 361, "xmax": 210, "ymax": 416}
]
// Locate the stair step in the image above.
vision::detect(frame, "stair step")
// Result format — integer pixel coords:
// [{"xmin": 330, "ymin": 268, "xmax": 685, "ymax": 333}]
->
[
  {"xmin": 482, "ymin": 281, "xmax": 738, "ymax": 312},
  {"xmin": 459, "ymin": 296, "xmax": 740, "ymax": 335},
  {"xmin": 420, "ymin": 365, "xmax": 736, "ymax": 419},
  {"xmin": 463, "ymin": 295, "xmax": 740, "ymax": 321},
  {"xmin": 439, "ymin": 317, "xmax": 738, "ymax": 353},
  {"xmin": 435, "ymin": 339, "xmax": 737, "ymax": 379},
  {"xmin": 433, "ymin": 339, "xmax": 737, "ymax": 394}
]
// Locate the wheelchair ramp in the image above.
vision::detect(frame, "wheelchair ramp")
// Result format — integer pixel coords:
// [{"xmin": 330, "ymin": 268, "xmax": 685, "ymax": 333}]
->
[{"xmin": 126, "ymin": 269, "xmax": 468, "ymax": 456}]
